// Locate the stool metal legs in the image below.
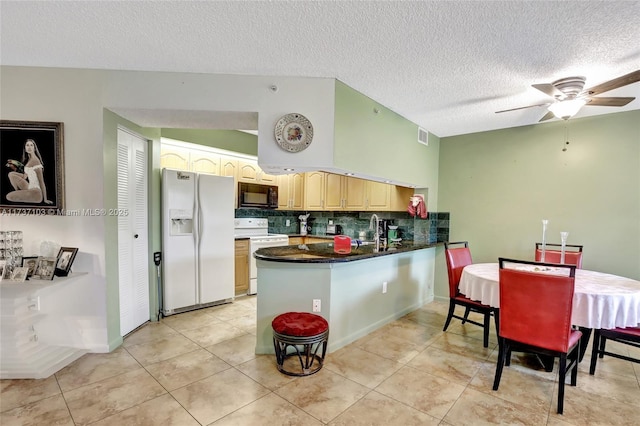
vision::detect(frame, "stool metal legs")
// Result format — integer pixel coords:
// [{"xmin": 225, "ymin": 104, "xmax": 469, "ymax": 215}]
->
[{"xmin": 273, "ymin": 329, "xmax": 329, "ymax": 376}]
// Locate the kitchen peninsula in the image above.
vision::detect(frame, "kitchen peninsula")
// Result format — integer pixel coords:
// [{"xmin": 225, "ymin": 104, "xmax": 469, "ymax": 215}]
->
[{"xmin": 253, "ymin": 241, "xmax": 438, "ymax": 354}]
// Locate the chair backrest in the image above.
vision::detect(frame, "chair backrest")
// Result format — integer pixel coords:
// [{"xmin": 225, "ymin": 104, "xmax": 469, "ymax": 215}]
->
[
  {"xmin": 498, "ymin": 258, "xmax": 577, "ymax": 352},
  {"xmin": 444, "ymin": 241, "xmax": 472, "ymax": 298},
  {"xmin": 535, "ymin": 243, "xmax": 583, "ymax": 268}
]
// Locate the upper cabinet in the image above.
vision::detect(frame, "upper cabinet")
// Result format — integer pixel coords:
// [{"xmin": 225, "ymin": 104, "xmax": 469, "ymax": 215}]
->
[
  {"xmin": 366, "ymin": 180, "xmax": 391, "ymax": 211},
  {"xmin": 304, "ymin": 171, "xmax": 403, "ymax": 211},
  {"xmin": 191, "ymin": 151, "xmax": 221, "ymax": 175},
  {"xmin": 237, "ymin": 160, "xmax": 278, "ymax": 184},
  {"xmin": 160, "ymin": 145, "xmax": 191, "ymax": 171},
  {"xmin": 278, "ymin": 173, "xmax": 305, "ymax": 210},
  {"xmin": 161, "ymin": 141, "xmax": 413, "ymax": 213},
  {"xmin": 304, "ymin": 171, "xmax": 327, "ymax": 210}
]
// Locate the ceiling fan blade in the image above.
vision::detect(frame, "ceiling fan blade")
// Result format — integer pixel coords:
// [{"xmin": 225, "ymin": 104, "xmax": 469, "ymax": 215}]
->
[
  {"xmin": 495, "ymin": 102, "xmax": 551, "ymax": 113},
  {"xmin": 538, "ymin": 111, "xmax": 556, "ymax": 122},
  {"xmin": 583, "ymin": 70, "xmax": 640, "ymax": 96},
  {"xmin": 585, "ymin": 96, "xmax": 635, "ymax": 107},
  {"xmin": 532, "ymin": 83, "xmax": 564, "ymax": 98}
]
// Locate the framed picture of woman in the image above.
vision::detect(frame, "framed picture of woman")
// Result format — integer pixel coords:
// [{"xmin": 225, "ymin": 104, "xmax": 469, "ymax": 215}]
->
[
  {"xmin": 0, "ymin": 120, "xmax": 65, "ymax": 214},
  {"xmin": 55, "ymin": 247, "xmax": 78, "ymax": 277}
]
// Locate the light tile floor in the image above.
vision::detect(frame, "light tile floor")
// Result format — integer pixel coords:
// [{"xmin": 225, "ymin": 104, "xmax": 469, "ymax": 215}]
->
[{"xmin": 2, "ymin": 297, "xmax": 639, "ymax": 425}]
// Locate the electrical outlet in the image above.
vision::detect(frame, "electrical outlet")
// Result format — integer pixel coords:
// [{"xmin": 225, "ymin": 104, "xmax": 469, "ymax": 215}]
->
[
  {"xmin": 382, "ymin": 282, "xmax": 388, "ymax": 293},
  {"xmin": 286, "ymin": 219, "xmax": 290, "ymax": 226},
  {"xmin": 312, "ymin": 299, "xmax": 321, "ymax": 312}
]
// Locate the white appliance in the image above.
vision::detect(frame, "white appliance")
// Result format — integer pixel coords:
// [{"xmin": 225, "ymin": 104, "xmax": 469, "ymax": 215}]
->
[
  {"xmin": 162, "ymin": 168, "xmax": 235, "ymax": 315},
  {"xmin": 234, "ymin": 218, "xmax": 289, "ymax": 295}
]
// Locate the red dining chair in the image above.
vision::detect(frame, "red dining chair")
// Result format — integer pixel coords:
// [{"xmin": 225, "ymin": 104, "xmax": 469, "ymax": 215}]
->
[
  {"xmin": 443, "ymin": 241, "xmax": 496, "ymax": 348},
  {"xmin": 589, "ymin": 327, "xmax": 640, "ymax": 375},
  {"xmin": 535, "ymin": 243, "xmax": 583, "ymax": 268},
  {"xmin": 493, "ymin": 258, "xmax": 580, "ymax": 415}
]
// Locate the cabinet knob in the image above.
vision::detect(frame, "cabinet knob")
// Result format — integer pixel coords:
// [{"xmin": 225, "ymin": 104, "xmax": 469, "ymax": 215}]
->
[{"xmin": 134, "ymin": 234, "xmax": 139, "ymax": 239}]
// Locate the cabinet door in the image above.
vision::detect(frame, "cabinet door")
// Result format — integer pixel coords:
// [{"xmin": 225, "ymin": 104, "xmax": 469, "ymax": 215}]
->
[
  {"xmin": 278, "ymin": 174, "xmax": 292, "ymax": 209},
  {"xmin": 234, "ymin": 240, "xmax": 249, "ymax": 296},
  {"xmin": 344, "ymin": 176, "xmax": 367, "ymax": 210},
  {"xmin": 390, "ymin": 185, "xmax": 414, "ymax": 212},
  {"xmin": 290, "ymin": 173, "xmax": 305, "ymax": 209},
  {"xmin": 160, "ymin": 145, "xmax": 190, "ymax": 171},
  {"xmin": 367, "ymin": 180, "xmax": 390, "ymax": 211},
  {"xmin": 220, "ymin": 157, "xmax": 238, "ymax": 178},
  {"xmin": 191, "ymin": 152, "xmax": 221, "ymax": 175},
  {"xmin": 324, "ymin": 173, "xmax": 343, "ymax": 210},
  {"xmin": 258, "ymin": 169, "xmax": 278, "ymax": 184},
  {"xmin": 305, "ymin": 171, "xmax": 326, "ymax": 210},
  {"xmin": 220, "ymin": 157, "xmax": 239, "ymax": 207},
  {"xmin": 237, "ymin": 160, "xmax": 259, "ymax": 183},
  {"xmin": 288, "ymin": 237, "xmax": 304, "ymax": 245}
]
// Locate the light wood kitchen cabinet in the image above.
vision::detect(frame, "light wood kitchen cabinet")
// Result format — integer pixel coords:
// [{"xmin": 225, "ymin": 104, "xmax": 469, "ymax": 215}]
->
[
  {"xmin": 304, "ymin": 171, "xmax": 326, "ymax": 210},
  {"xmin": 191, "ymin": 151, "xmax": 221, "ymax": 175},
  {"xmin": 324, "ymin": 174, "xmax": 366, "ymax": 211},
  {"xmin": 220, "ymin": 157, "xmax": 238, "ymax": 178},
  {"xmin": 237, "ymin": 160, "xmax": 278, "ymax": 184},
  {"xmin": 288, "ymin": 236, "xmax": 329, "ymax": 245},
  {"xmin": 278, "ymin": 173, "xmax": 305, "ymax": 210},
  {"xmin": 343, "ymin": 176, "xmax": 367, "ymax": 210},
  {"xmin": 234, "ymin": 239, "xmax": 250, "ymax": 296},
  {"xmin": 305, "ymin": 237, "xmax": 330, "ymax": 244},
  {"xmin": 160, "ymin": 145, "xmax": 191, "ymax": 171},
  {"xmin": 307, "ymin": 172, "xmax": 391, "ymax": 211},
  {"xmin": 366, "ymin": 180, "xmax": 391, "ymax": 210},
  {"xmin": 390, "ymin": 185, "xmax": 414, "ymax": 212},
  {"xmin": 288, "ymin": 236, "xmax": 304, "ymax": 245}
]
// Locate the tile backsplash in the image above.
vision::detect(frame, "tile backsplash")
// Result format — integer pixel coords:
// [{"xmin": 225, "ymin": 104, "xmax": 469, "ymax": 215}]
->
[{"xmin": 235, "ymin": 209, "xmax": 449, "ymax": 244}]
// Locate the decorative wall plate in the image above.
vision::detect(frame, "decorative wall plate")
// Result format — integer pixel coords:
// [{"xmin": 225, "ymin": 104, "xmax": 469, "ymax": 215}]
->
[{"xmin": 274, "ymin": 113, "xmax": 314, "ymax": 153}]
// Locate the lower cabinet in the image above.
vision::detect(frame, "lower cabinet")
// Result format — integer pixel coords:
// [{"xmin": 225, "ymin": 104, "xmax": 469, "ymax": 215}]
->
[
  {"xmin": 288, "ymin": 236, "xmax": 330, "ymax": 245},
  {"xmin": 288, "ymin": 237, "xmax": 304, "ymax": 245},
  {"xmin": 234, "ymin": 240, "xmax": 250, "ymax": 296}
]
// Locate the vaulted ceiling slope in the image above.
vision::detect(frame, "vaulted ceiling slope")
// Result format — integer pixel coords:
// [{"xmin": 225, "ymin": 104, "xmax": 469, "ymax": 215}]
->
[{"xmin": 1, "ymin": 1, "xmax": 639, "ymax": 137}]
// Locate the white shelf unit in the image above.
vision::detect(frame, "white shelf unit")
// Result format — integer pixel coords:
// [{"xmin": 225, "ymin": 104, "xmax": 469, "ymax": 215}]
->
[{"xmin": 0, "ymin": 273, "xmax": 91, "ymax": 379}]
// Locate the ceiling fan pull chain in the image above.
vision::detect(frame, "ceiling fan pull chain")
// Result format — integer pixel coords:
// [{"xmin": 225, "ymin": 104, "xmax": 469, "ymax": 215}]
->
[{"xmin": 563, "ymin": 123, "xmax": 570, "ymax": 152}]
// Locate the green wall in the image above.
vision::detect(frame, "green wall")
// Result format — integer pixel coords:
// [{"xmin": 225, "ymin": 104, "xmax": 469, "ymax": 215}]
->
[
  {"xmin": 333, "ymin": 80, "xmax": 439, "ymax": 195},
  {"xmin": 160, "ymin": 128, "xmax": 257, "ymax": 156},
  {"xmin": 436, "ymin": 110, "xmax": 640, "ymax": 298}
]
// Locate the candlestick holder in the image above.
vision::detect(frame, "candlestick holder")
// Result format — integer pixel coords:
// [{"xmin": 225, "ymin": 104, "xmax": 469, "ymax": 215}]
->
[
  {"xmin": 541, "ymin": 220, "xmax": 548, "ymax": 262},
  {"xmin": 560, "ymin": 231, "xmax": 569, "ymax": 264}
]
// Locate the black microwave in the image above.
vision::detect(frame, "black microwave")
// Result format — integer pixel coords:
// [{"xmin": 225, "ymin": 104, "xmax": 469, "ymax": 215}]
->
[{"xmin": 238, "ymin": 182, "xmax": 278, "ymax": 209}]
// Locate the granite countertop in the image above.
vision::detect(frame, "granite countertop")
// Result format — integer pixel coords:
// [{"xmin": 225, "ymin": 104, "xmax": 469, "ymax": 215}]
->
[{"xmin": 254, "ymin": 240, "xmax": 441, "ymax": 263}]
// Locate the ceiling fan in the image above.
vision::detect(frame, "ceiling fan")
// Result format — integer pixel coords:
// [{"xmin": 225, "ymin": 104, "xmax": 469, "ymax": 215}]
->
[{"xmin": 496, "ymin": 69, "xmax": 640, "ymax": 121}]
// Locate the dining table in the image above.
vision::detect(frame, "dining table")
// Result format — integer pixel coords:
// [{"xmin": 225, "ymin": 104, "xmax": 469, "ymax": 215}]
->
[{"xmin": 459, "ymin": 262, "xmax": 640, "ymax": 362}]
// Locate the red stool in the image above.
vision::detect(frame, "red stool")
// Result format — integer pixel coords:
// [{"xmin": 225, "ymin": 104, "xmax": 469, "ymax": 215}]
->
[{"xmin": 272, "ymin": 312, "xmax": 329, "ymax": 376}]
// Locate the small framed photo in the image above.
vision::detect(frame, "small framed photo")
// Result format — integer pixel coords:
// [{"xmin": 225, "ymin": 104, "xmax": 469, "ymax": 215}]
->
[
  {"xmin": 22, "ymin": 256, "xmax": 38, "ymax": 278},
  {"xmin": 11, "ymin": 266, "xmax": 28, "ymax": 282},
  {"xmin": 0, "ymin": 260, "xmax": 6, "ymax": 281},
  {"xmin": 55, "ymin": 247, "xmax": 78, "ymax": 277},
  {"xmin": 33, "ymin": 256, "xmax": 56, "ymax": 280}
]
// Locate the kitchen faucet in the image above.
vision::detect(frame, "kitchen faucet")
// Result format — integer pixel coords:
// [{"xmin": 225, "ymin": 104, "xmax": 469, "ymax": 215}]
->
[{"xmin": 369, "ymin": 213, "xmax": 380, "ymax": 251}]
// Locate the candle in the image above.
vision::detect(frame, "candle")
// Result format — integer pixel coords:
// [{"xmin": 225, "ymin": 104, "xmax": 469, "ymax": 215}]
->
[
  {"xmin": 541, "ymin": 220, "xmax": 548, "ymax": 262},
  {"xmin": 560, "ymin": 231, "xmax": 569, "ymax": 264}
]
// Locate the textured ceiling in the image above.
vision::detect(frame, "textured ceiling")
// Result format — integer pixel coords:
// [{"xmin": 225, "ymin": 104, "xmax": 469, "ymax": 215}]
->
[{"xmin": 1, "ymin": 1, "xmax": 639, "ymax": 137}]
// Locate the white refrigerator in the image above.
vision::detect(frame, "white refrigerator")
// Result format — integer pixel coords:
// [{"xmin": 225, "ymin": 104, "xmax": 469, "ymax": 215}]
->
[{"xmin": 161, "ymin": 168, "xmax": 235, "ymax": 315}]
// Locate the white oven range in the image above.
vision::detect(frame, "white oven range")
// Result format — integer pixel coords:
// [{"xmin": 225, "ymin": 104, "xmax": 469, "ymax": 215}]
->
[{"xmin": 234, "ymin": 218, "xmax": 288, "ymax": 294}]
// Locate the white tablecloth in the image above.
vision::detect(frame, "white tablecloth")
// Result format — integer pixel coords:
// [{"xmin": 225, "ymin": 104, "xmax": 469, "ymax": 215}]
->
[{"xmin": 459, "ymin": 263, "xmax": 640, "ymax": 329}]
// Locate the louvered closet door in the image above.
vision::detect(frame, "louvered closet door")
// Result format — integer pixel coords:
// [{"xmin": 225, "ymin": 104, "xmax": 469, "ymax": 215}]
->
[{"xmin": 117, "ymin": 128, "xmax": 150, "ymax": 336}]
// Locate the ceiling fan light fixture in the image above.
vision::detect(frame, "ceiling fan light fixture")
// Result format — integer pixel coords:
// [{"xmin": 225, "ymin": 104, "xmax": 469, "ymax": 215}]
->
[{"xmin": 548, "ymin": 98, "xmax": 587, "ymax": 119}]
